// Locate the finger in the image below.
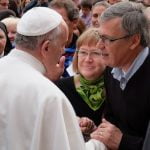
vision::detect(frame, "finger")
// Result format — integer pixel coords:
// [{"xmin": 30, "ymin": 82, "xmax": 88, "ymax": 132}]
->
[
  {"xmin": 80, "ymin": 117, "xmax": 93, "ymax": 127},
  {"xmin": 102, "ymin": 118, "xmax": 109, "ymax": 123},
  {"xmin": 81, "ymin": 127, "xmax": 88, "ymax": 132},
  {"xmin": 91, "ymin": 132, "xmax": 104, "ymax": 141},
  {"xmin": 79, "ymin": 118, "xmax": 88, "ymax": 126},
  {"xmin": 99, "ymin": 118, "xmax": 111, "ymax": 128},
  {"xmin": 98, "ymin": 122, "xmax": 107, "ymax": 128}
]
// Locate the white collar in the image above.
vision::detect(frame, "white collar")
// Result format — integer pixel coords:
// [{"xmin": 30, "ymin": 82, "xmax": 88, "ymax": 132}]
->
[{"xmin": 8, "ymin": 48, "xmax": 46, "ymax": 74}]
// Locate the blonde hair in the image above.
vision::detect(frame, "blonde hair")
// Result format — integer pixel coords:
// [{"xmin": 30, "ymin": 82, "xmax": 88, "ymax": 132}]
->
[
  {"xmin": 73, "ymin": 27, "xmax": 100, "ymax": 73},
  {"xmin": 1, "ymin": 17, "xmax": 20, "ymax": 29}
]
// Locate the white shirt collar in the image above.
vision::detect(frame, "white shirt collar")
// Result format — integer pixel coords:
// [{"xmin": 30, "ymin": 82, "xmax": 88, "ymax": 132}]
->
[{"xmin": 8, "ymin": 48, "xmax": 46, "ymax": 74}]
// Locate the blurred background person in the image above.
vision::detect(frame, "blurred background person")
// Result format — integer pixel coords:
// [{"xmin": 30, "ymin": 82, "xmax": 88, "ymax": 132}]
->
[
  {"xmin": 0, "ymin": 21, "xmax": 7, "ymax": 56},
  {"xmin": 9, "ymin": 0, "xmax": 20, "ymax": 17},
  {"xmin": 22, "ymin": 0, "xmax": 52, "ymax": 14},
  {"xmin": 73, "ymin": 18, "xmax": 86, "ymax": 36},
  {"xmin": 0, "ymin": 21, "xmax": 12, "ymax": 56},
  {"xmin": 80, "ymin": 0, "xmax": 92, "ymax": 28},
  {"xmin": 91, "ymin": 1, "xmax": 110, "ymax": 28},
  {"xmin": 2, "ymin": 16, "xmax": 20, "ymax": 48},
  {"xmin": 0, "ymin": 8, "xmax": 16, "ymax": 20}
]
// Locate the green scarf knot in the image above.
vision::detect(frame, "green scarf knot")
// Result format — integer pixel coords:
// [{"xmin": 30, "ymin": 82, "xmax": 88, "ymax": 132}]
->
[{"xmin": 76, "ymin": 75, "xmax": 105, "ymax": 111}]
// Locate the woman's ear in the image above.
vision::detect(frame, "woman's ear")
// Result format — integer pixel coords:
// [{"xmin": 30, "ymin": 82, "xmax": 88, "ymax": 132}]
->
[{"xmin": 41, "ymin": 40, "xmax": 50, "ymax": 57}]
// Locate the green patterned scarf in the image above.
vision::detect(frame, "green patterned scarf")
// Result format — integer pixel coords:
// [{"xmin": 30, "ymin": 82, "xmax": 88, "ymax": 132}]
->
[{"xmin": 76, "ymin": 75, "xmax": 105, "ymax": 111}]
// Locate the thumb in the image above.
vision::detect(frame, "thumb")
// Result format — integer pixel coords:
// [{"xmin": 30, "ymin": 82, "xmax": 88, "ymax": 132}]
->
[
  {"xmin": 102, "ymin": 118, "xmax": 109, "ymax": 123},
  {"xmin": 57, "ymin": 56, "xmax": 65, "ymax": 68}
]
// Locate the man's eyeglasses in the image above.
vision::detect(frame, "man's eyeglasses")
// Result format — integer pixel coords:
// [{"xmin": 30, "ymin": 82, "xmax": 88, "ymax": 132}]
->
[
  {"xmin": 77, "ymin": 49, "xmax": 101, "ymax": 59},
  {"xmin": 99, "ymin": 34, "xmax": 132, "ymax": 45}
]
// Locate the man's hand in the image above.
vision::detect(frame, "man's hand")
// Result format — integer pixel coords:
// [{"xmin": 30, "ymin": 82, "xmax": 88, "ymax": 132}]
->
[
  {"xmin": 91, "ymin": 118, "xmax": 123, "ymax": 150},
  {"xmin": 45, "ymin": 56, "xmax": 65, "ymax": 81},
  {"xmin": 78, "ymin": 117, "xmax": 97, "ymax": 134}
]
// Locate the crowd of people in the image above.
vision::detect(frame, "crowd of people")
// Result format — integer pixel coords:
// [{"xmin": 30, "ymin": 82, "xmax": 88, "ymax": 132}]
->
[{"xmin": 0, "ymin": 0, "xmax": 150, "ymax": 150}]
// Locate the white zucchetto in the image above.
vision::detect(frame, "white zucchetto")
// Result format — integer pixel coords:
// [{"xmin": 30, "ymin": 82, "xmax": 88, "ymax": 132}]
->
[{"xmin": 17, "ymin": 7, "xmax": 62, "ymax": 36}]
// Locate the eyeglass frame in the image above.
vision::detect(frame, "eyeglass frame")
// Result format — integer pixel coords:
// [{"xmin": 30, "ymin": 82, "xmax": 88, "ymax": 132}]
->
[
  {"xmin": 99, "ymin": 34, "xmax": 132, "ymax": 45},
  {"xmin": 76, "ymin": 49, "xmax": 101, "ymax": 59}
]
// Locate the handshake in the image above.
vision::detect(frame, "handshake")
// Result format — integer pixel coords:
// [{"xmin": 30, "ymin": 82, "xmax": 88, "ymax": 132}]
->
[{"xmin": 78, "ymin": 117, "xmax": 107, "ymax": 150}]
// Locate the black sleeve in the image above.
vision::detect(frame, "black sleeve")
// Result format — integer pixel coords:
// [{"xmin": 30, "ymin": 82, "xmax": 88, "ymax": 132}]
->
[{"xmin": 119, "ymin": 134, "xmax": 143, "ymax": 150}]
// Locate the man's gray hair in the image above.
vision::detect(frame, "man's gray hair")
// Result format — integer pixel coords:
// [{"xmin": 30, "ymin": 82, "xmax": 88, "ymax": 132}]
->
[
  {"xmin": 100, "ymin": 2, "xmax": 150, "ymax": 47},
  {"xmin": 15, "ymin": 25, "xmax": 61, "ymax": 50}
]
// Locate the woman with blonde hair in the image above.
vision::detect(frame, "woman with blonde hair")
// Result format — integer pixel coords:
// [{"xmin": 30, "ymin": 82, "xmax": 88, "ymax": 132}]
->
[{"xmin": 55, "ymin": 27, "xmax": 106, "ymax": 139}]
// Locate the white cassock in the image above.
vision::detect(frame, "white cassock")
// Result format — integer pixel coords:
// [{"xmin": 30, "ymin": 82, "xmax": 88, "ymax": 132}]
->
[
  {"xmin": 0, "ymin": 49, "xmax": 86, "ymax": 150},
  {"xmin": 0, "ymin": 49, "xmax": 107, "ymax": 150},
  {"xmin": 86, "ymin": 139, "xmax": 107, "ymax": 150}
]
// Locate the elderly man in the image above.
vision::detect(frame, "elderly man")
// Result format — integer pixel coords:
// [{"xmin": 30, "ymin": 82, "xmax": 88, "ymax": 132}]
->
[
  {"xmin": 91, "ymin": 2, "xmax": 150, "ymax": 150},
  {"xmin": 0, "ymin": 7, "xmax": 86, "ymax": 150},
  {"xmin": 0, "ymin": 6, "xmax": 108, "ymax": 150}
]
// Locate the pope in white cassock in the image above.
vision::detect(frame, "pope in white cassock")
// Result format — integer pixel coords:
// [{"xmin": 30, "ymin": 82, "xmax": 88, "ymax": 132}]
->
[{"xmin": 0, "ymin": 7, "xmax": 106, "ymax": 150}]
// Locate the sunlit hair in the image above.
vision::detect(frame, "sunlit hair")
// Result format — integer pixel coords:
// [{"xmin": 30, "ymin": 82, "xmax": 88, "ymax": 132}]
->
[
  {"xmin": 1, "ymin": 16, "xmax": 20, "ymax": 28},
  {"xmin": 72, "ymin": 27, "xmax": 100, "ymax": 73},
  {"xmin": 100, "ymin": 1, "xmax": 150, "ymax": 47}
]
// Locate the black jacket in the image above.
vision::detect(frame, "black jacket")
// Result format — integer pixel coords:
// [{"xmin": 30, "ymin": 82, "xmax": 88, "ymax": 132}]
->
[{"xmin": 104, "ymin": 50, "xmax": 150, "ymax": 150}]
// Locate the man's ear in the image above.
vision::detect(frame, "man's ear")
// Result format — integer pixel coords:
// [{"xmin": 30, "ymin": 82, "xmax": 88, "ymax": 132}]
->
[
  {"xmin": 130, "ymin": 34, "xmax": 141, "ymax": 50},
  {"xmin": 41, "ymin": 40, "xmax": 50, "ymax": 57}
]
